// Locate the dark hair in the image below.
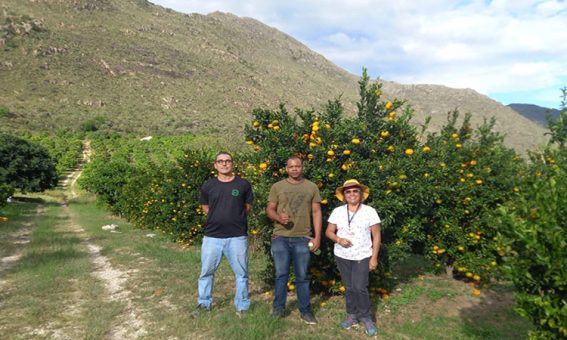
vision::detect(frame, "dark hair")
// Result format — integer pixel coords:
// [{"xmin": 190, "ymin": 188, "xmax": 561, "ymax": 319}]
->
[
  {"xmin": 286, "ymin": 155, "xmax": 303, "ymax": 166},
  {"xmin": 215, "ymin": 151, "xmax": 233, "ymax": 161}
]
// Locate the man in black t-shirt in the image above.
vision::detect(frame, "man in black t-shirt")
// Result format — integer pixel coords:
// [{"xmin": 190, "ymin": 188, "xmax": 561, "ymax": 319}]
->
[{"xmin": 196, "ymin": 152, "xmax": 253, "ymax": 316}]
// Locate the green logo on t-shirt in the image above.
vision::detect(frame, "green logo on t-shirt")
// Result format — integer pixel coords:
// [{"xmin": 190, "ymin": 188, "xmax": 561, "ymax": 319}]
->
[{"xmin": 232, "ymin": 189, "xmax": 240, "ymax": 197}]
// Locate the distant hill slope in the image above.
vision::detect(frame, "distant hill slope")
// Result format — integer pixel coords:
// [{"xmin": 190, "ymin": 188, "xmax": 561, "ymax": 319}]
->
[
  {"xmin": 0, "ymin": 0, "xmax": 549, "ymax": 153},
  {"xmin": 507, "ymin": 104, "xmax": 561, "ymax": 127}
]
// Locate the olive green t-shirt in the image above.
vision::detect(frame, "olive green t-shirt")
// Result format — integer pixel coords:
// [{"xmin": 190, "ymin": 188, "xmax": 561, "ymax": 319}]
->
[{"xmin": 268, "ymin": 178, "xmax": 321, "ymax": 237}]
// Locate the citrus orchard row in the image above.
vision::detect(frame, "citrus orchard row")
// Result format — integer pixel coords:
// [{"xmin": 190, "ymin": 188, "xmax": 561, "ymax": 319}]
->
[{"xmin": 76, "ymin": 75, "xmax": 566, "ymax": 339}]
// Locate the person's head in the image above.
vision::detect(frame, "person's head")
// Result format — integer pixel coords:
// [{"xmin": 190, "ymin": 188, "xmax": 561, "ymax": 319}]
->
[
  {"xmin": 285, "ymin": 156, "xmax": 304, "ymax": 180},
  {"xmin": 214, "ymin": 151, "xmax": 234, "ymax": 176},
  {"xmin": 335, "ymin": 179, "xmax": 369, "ymax": 204}
]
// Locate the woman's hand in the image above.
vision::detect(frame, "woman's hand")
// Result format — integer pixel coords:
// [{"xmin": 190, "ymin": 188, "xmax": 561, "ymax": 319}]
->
[
  {"xmin": 337, "ymin": 237, "xmax": 352, "ymax": 248},
  {"xmin": 369, "ymin": 257, "xmax": 378, "ymax": 271}
]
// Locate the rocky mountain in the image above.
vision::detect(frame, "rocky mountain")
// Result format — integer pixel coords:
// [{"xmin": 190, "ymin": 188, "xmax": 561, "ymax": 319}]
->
[
  {"xmin": 508, "ymin": 104, "xmax": 561, "ymax": 127},
  {"xmin": 0, "ymin": 0, "xmax": 549, "ymax": 153}
]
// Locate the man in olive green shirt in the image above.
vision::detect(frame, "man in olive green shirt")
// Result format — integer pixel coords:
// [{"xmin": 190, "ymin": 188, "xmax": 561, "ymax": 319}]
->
[{"xmin": 266, "ymin": 156, "xmax": 322, "ymax": 324}]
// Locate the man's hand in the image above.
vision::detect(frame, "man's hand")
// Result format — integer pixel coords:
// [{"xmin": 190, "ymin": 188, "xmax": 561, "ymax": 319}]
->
[
  {"xmin": 309, "ymin": 237, "xmax": 321, "ymax": 252},
  {"xmin": 279, "ymin": 212, "xmax": 290, "ymax": 225}
]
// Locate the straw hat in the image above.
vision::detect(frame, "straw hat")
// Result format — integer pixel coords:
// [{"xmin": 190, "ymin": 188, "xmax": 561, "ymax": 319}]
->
[{"xmin": 335, "ymin": 179, "xmax": 369, "ymax": 202}]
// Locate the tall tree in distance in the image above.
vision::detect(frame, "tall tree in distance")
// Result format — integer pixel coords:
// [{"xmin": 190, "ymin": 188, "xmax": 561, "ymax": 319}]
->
[{"xmin": 0, "ymin": 134, "xmax": 58, "ymax": 201}]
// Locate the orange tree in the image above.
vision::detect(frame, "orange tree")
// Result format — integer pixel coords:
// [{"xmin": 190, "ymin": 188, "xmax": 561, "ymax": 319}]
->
[
  {"xmin": 79, "ymin": 133, "xmax": 215, "ymax": 244},
  {"xmin": 116, "ymin": 150, "xmax": 214, "ymax": 245},
  {"xmin": 397, "ymin": 112, "xmax": 526, "ymax": 287},
  {"xmin": 0, "ymin": 134, "xmax": 58, "ymax": 194},
  {"xmin": 244, "ymin": 70, "xmax": 525, "ymax": 294},
  {"xmin": 496, "ymin": 100, "xmax": 567, "ymax": 338}
]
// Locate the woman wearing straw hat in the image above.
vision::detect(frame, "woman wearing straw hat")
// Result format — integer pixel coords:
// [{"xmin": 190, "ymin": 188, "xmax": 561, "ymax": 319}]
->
[{"xmin": 325, "ymin": 179, "xmax": 381, "ymax": 337}]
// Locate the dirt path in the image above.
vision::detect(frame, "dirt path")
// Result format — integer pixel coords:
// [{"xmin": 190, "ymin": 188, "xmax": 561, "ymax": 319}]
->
[
  {"xmin": 61, "ymin": 140, "xmax": 148, "ymax": 338},
  {"xmin": 2, "ymin": 140, "xmax": 148, "ymax": 339},
  {"xmin": 0, "ymin": 225, "xmax": 31, "ymax": 274},
  {"xmin": 0, "ymin": 204, "xmax": 44, "ymax": 288}
]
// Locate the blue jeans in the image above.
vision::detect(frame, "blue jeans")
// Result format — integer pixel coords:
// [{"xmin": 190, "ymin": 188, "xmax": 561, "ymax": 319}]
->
[
  {"xmin": 198, "ymin": 236, "xmax": 250, "ymax": 311},
  {"xmin": 271, "ymin": 236, "xmax": 312, "ymax": 315}
]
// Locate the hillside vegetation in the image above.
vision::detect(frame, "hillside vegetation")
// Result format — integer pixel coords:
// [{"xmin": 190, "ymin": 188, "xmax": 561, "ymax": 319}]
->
[{"xmin": 0, "ymin": 0, "xmax": 549, "ymax": 153}]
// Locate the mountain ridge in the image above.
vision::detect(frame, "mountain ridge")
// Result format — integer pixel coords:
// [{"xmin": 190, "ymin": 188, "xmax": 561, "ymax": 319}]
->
[
  {"xmin": 507, "ymin": 103, "xmax": 561, "ymax": 127},
  {"xmin": 0, "ymin": 0, "xmax": 549, "ymax": 153}
]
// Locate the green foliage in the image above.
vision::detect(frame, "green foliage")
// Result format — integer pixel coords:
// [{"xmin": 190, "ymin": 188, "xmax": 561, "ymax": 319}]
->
[
  {"xmin": 0, "ymin": 183, "xmax": 14, "ymax": 208},
  {"xmin": 243, "ymin": 70, "xmax": 523, "ymax": 292},
  {"xmin": 79, "ymin": 156, "xmax": 135, "ymax": 212},
  {"xmin": 24, "ymin": 132, "xmax": 84, "ymax": 173},
  {"xmin": 494, "ymin": 91, "xmax": 567, "ymax": 339},
  {"xmin": 78, "ymin": 133, "xmax": 215, "ymax": 242},
  {"xmin": 80, "ymin": 117, "xmax": 108, "ymax": 132},
  {"xmin": 0, "ymin": 107, "xmax": 13, "ymax": 118},
  {"xmin": 0, "ymin": 133, "xmax": 58, "ymax": 193},
  {"xmin": 496, "ymin": 147, "xmax": 567, "ymax": 339},
  {"xmin": 546, "ymin": 87, "xmax": 567, "ymax": 147},
  {"xmin": 395, "ymin": 113, "xmax": 524, "ymax": 282},
  {"xmin": 117, "ymin": 150, "xmax": 213, "ymax": 243}
]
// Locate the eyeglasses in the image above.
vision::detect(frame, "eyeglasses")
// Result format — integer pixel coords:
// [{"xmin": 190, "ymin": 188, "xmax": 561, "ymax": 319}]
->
[
  {"xmin": 344, "ymin": 189, "xmax": 361, "ymax": 194},
  {"xmin": 216, "ymin": 159, "xmax": 233, "ymax": 165}
]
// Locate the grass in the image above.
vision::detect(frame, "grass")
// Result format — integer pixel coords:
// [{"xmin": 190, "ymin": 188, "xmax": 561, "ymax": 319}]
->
[
  {"xmin": 0, "ymin": 188, "xmax": 533, "ymax": 339},
  {"xmin": 0, "ymin": 196, "xmax": 121, "ymax": 339}
]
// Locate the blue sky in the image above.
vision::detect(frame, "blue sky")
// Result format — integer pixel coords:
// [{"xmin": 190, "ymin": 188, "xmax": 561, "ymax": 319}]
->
[{"xmin": 152, "ymin": 0, "xmax": 567, "ymax": 109}]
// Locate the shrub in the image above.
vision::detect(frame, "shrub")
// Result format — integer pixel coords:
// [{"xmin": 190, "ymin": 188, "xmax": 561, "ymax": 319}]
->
[
  {"xmin": 117, "ymin": 150, "xmax": 213, "ymax": 243},
  {"xmin": 497, "ymin": 93, "xmax": 567, "ymax": 339},
  {"xmin": 546, "ymin": 87, "xmax": 567, "ymax": 147},
  {"xmin": 79, "ymin": 134, "xmax": 215, "ymax": 242},
  {"xmin": 497, "ymin": 147, "xmax": 567, "ymax": 339},
  {"xmin": 395, "ymin": 113, "xmax": 524, "ymax": 283},
  {"xmin": 0, "ymin": 183, "xmax": 14, "ymax": 208},
  {"xmin": 80, "ymin": 116, "xmax": 110, "ymax": 132},
  {"xmin": 0, "ymin": 133, "xmax": 58, "ymax": 193},
  {"xmin": 0, "ymin": 107, "xmax": 13, "ymax": 118},
  {"xmin": 26, "ymin": 131, "xmax": 84, "ymax": 173},
  {"xmin": 79, "ymin": 156, "xmax": 135, "ymax": 213}
]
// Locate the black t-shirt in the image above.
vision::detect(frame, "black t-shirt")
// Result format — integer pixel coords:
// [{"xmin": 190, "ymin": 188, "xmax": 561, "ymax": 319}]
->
[{"xmin": 199, "ymin": 176, "xmax": 253, "ymax": 238}]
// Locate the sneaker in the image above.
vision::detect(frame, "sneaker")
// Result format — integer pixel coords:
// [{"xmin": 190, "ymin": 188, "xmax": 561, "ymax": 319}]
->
[
  {"xmin": 300, "ymin": 313, "xmax": 318, "ymax": 325},
  {"xmin": 362, "ymin": 319, "xmax": 378, "ymax": 337},
  {"xmin": 236, "ymin": 309, "xmax": 247, "ymax": 318},
  {"xmin": 191, "ymin": 303, "xmax": 211, "ymax": 317},
  {"xmin": 339, "ymin": 314, "xmax": 358, "ymax": 329},
  {"xmin": 197, "ymin": 303, "xmax": 211, "ymax": 311},
  {"xmin": 271, "ymin": 308, "xmax": 285, "ymax": 318}
]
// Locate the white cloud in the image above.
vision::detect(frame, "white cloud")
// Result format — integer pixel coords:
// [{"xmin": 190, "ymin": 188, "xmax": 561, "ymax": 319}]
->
[{"xmin": 151, "ymin": 0, "xmax": 567, "ymax": 107}]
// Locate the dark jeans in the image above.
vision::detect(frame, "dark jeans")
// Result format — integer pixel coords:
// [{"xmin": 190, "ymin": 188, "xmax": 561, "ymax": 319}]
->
[
  {"xmin": 271, "ymin": 236, "xmax": 312, "ymax": 315},
  {"xmin": 335, "ymin": 255, "xmax": 371, "ymax": 320}
]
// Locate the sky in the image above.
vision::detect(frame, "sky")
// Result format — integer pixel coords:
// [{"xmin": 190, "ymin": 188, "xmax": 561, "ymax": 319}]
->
[{"xmin": 152, "ymin": 0, "xmax": 567, "ymax": 109}]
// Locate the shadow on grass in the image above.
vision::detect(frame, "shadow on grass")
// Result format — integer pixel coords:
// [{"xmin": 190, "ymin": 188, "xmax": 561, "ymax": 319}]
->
[
  {"xmin": 9, "ymin": 198, "xmax": 61, "ymax": 210},
  {"xmin": 12, "ymin": 196, "xmax": 47, "ymax": 204},
  {"xmin": 389, "ymin": 254, "xmax": 437, "ymax": 283},
  {"xmin": 458, "ymin": 283, "xmax": 532, "ymax": 339},
  {"xmin": 66, "ymin": 197, "xmax": 98, "ymax": 206},
  {"xmin": 16, "ymin": 247, "xmax": 87, "ymax": 271}
]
